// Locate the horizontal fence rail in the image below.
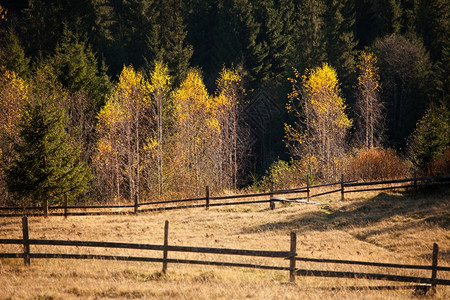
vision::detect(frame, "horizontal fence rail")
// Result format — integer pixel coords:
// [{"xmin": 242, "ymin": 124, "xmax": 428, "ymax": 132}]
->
[
  {"xmin": 0, "ymin": 174, "xmax": 449, "ymax": 217},
  {"xmin": 295, "ymin": 269, "xmax": 450, "ymax": 286},
  {"xmin": 0, "ymin": 239, "xmax": 291, "ymax": 257},
  {"xmin": 294, "ymin": 256, "xmax": 450, "ymax": 272},
  {"xmin": 0, "ymin": 217, "xmax": 449, "ymax": 294}
]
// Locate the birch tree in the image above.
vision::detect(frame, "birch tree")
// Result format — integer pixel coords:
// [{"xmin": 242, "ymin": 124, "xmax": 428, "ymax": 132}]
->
[
  {"xmin": 286, "ymin": 63, "xmax": 351, "ymax": 180},
  {"xmin": 214, "ymin": 66, "xmax": 249, "ymax": 189},
  {"xmin": 148, "ymin": 61, "xmax": 171, "ymax": 197},
  {"xmin": 172, "ymin": 69, "xmax": 218, "ymax": 195},
  {"xmin": 95, "ymin": 66, "xmax": 154, "ymax": 203},
  {"xmin": 355, "ymin": 50, "xmax": 384, "ymax": 149}
]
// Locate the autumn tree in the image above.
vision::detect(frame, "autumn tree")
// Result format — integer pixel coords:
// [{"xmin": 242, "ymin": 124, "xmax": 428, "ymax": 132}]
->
[
  {"xmin": 172, "ymin": 69, "xmax": 218, "ymax": 195},
  {"xmin": 285, "ymin": 63, "xmax": 351, "ymax": 180},
  {"xmin": 95, "ymin": 66, "xmax": 154, "ymax": 204},
  {"xmin": 214, "ymin": 66, "xmax": 250, "ymax": 189},
  {"xmin": 354, "ymin": 50, "xmax": 384, "ymax": 149},
  {"xmin": 148, "ymin": 61, "xmax": 171, "ymax": 197},
  {"xmin": 93, "ymin": 100, "xmax": 122, "ymax": 202}
]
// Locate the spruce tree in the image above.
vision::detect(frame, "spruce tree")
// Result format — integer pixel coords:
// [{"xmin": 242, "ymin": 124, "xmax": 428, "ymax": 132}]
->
[
  {"xmin": 324, "ymin": 0, "xmax": 357, "ymax": 94},
  {"xmin": 408, "ymin": 101, "xmax": 450, "ymax": 174},
  {"xmin": 417, "ymin": 0, "xmax": 449, "ymax": 101},
  {"xmin": 0, "ymin": 29, "xmax": 30, "ymax": 79},
  {"xmin": 233, "ymin": 0, "xmax": 267, "ymax": 93},
  {"xmin": 293, "ymin": 0, "xmax": 327, "ymax": 72},
  {"xmin": 255, "ymin": 0, "xmax": 294, "ymax": 87},
  {"xmin": 3, "ymin": 86, "xmax": 91, "ymax": 207},
  {"xmin": 145, "ymin": 0, "xmax": 192, "ymax": 87},
  {"xmin": 45, "ymin": 29, "xmax": 111, "ymax": 111}
]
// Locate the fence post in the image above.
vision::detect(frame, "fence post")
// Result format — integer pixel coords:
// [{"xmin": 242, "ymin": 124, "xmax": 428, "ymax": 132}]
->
[
  {"xmin": 44, "ymin": 199, "xmax": 49, "ymax": 217},
  {"xmin": 431, "ymin": 243, "xmax": 439, "ymax": 291},
  {"xmin": 414, "ymin": 170, "xmax": 418, "ymax": 194},
  {"xmin": 162, "ymin": 220, "xmax": 169, "ymax": 274},
  {"xmin": 22, "ymin": 216, "xmax": 30, "ymax": 266},
  {"xmin": 306, "ymin": 174, "xmax": 310, "ymax": 202},
  {"xmin": 289, "ymin": 232, "xmax": 297, "ymax": 283},
  {"xmin": 270, "ymin": 181, "xmax": 275, "ymax": 210},
  {"xmin": 134, "ymin": 194, "xmax": 139, "ymax": 214},
  {"xmin": 340, "ymin": 174, "xmax": 345, "ymax": 201},
  {"xmin": 205, "ymin": 186, "xmax": 210, "ymax": 210},
  {"xmin": 64, "ymin": 194, "xmax": 68, "ymax": 219}
]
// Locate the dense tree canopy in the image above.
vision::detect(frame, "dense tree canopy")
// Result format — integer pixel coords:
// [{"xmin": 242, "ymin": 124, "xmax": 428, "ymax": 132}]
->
[{"xmin": 0, "ymin": 0, "xmax": 448, "ymax": 203}]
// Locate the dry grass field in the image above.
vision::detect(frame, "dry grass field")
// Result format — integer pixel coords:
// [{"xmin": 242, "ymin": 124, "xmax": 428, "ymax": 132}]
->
[{"xmin": 0, "ymin": 187, "xmax": 449, "ymax": 299}]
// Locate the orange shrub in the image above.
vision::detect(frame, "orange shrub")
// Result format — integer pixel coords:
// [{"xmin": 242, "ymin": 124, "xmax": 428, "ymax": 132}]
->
[
  {"xmin": 345, "ymin": 148, "xmax": 408, "ymax": 181},
  {"xmin": 429, "ymin": 147, "xmax": 450, "ymax": 176}
]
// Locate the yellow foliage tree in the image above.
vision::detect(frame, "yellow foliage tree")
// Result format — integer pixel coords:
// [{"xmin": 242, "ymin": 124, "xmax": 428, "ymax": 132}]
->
[
  {"xmin": 0, "ymin": 71, "xmax": 28, "ymax": 145},
  {"xmin": 148, "ymin": 62, "xmax": 171, "ymax": 197},
  {"xmin": 173, "ymin": 69, "xmax": 219, "ymax": 195},
  {"xmin": 286, "ymin": 63, "xmax": 351, "ymax": 180},
  {"xmin": 95, "ymin": 66, "xmax": 153, "ymax": 204},
  {"xmin": 355, "ymin": 50, "xmax": 384, "ymax": 149},
  {"xmin": 214, "ymin": 67, "xmax": 249, "ymax": 189}
]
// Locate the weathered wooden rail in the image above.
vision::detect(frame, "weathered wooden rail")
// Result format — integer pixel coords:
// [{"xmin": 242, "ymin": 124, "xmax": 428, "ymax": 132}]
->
[
  {"xmin": 0, "ymin": 174, "xmax": 448, "ymax": 217},
  {"xmin": 0, "ymin": 217, "xmax": 449, "ymax": 293}
]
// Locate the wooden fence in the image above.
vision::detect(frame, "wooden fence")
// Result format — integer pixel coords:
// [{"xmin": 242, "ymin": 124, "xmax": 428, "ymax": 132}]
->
[
  {"xmin": 0, "ymin": 217, "xmax": 449, "ymax": 294},
  {"xmin": 0, "ymin": 174, "xmax": 449, "ymax": 217}
]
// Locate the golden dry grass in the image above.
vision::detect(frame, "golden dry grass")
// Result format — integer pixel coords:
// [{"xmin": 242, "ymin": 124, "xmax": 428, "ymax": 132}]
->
[{"xmin": 0, "ymin": 187, "xmax": 449, "ymax": 299}]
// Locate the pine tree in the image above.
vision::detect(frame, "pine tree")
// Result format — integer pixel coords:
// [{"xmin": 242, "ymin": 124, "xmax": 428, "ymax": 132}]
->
[
  {"xmin": 144, "ymin": 0, "xmax": 192, "ymax": 87},
  {"xmin": 0, "ymin": 29, "xmax": 30, "ymax": 79},
  {"xmin": 408, "ymin": 101, "xmax": 450, "ymax": 174},
  {"xmin": 293, "ymin": 0, "xmax": 327, "ymax": 72},
  {"xmin": 45, "ymin": 28, "xmax": 111, "ymax": 111},
  {"xmin": 417, "ymin": 0, "xmax": 450, "ymax": 101},
  {"xmin": 324, "ymin": 0, "xmax": 357, "ymax": 93},
  {"xmin": 255, "ymin": 0, "xmax": 294, "ymax": 86},
  {"xmin": 3, "ymin": 84, "xmax": 91, "ymax": 207},
  {"xmin": 19, "ymin": 0, "xmax": 100, "ymax": 61},
  {"xmin": 233, "ymin": 0, "xmax": 268, "ymax": 93},
  {"xmin": 386, "ymin": 0, "xmax": 402, "ymax": 35}
]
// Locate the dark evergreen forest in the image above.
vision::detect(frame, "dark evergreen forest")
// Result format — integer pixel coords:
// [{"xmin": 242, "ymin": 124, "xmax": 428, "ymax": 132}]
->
[{"xmin": 0, "ymin": 0, "xmax": 448, "ymax": 204}]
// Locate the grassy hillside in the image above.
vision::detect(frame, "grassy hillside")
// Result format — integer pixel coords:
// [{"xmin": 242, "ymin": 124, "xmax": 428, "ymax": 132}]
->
[{"xmin": 0, "ymin": 187, "xmax": 449, "ymax": 299}]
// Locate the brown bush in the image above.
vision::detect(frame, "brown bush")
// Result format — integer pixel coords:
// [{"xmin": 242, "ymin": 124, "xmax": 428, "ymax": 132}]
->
[
  {"xmin": 429, "ymin": 147, "xmax": 450, "ymax": 176},
  {"xmin": 345, "ymin": 148, "xmax": 408, "ymax": 181}
]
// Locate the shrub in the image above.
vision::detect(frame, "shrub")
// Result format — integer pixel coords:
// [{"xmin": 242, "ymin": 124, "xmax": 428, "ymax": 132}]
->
[
  {"xmin": 429, "ymin": 147, "xmax": 450, "ymax": 176},
  {"xmin": 345, "ymin": 148, "xmax": 408, "ymax": 181},
  {"xmin": 266, "ymin": 159, "xmax": 305, "ymax": 190}
]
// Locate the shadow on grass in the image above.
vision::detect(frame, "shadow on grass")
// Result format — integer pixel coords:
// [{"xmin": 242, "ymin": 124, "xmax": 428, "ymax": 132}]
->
[{"xmin": 242, "ymin": 187, "xmax": 450, "ymax": 235}]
